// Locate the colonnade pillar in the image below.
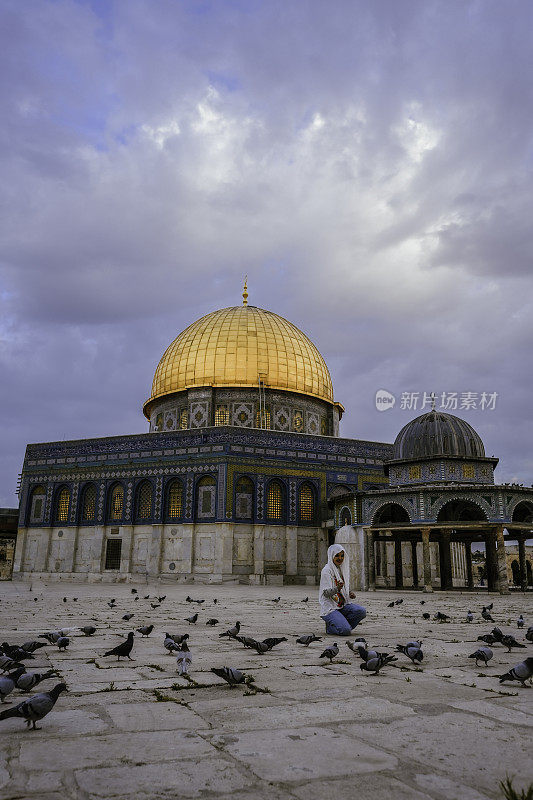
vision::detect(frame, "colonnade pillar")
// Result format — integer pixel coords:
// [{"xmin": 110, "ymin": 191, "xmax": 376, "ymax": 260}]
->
[
  {"xmin": 518, "ymin": 536, "xmax": 528, "ymax": 591},
  {"xmin": 366, "ymin": 530, "xmax": 376, "ymax": 591},
  {"xmin": 421, "ymin": 528, "xmax": 433, "ymax": 592},
  {"xmin": 465, "ymin": 543, "xmax": 474, "ymax": 589},
  {"xmin": 411, "ymin": 540, "xmax": 419, "ymax": 587},
  {"xmin": 485, "ymin": 532, "xmax": 498, "ymax": 591},
  {"xmin": 439, "ymin": 532, "xmax": 453, "ymax": 590},
  {"xmin": 495, "ymin": 525, "xmax": 510, "ymax": 595},
  {"xmin": 394, "ymin": 535, "xmax": 403, "ymax": 589}
]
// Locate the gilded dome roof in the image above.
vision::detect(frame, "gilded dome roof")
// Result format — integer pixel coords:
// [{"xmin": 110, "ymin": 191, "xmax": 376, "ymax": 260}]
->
[
  {"xmin": 392, "ymin": 410, "xmax": 486, "ymax": 461},
  {"xmin": 144, "ymin": 305, "xmax": 336, "ymax": 415}
]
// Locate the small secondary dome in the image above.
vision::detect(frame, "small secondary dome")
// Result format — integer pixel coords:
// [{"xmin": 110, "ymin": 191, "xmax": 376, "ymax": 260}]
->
[
  {"xmin": 392, "ymin": 409, "xmax": 486, "ymax": 461},
  {"xmin": 144, "ymin": 303, "xmax": 337, "ymax": 417}
]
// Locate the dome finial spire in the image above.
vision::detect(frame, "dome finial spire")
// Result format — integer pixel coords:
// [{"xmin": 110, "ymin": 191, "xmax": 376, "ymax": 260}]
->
[
  {"xmin": 242, "ymin": 275, "xmax": 248, "ymax": 306},
  {"xmin": 431, "ymin": 391, "xmax": 436, "ymax": 411}
]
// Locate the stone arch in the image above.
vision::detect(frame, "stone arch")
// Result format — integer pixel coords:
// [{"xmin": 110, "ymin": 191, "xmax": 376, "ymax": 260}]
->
[
  {"xmin": 371, "ymin": 502, "xmax": 411, "ymax": 526},
  {"xmin": 434, "ymin": 496, "xmax": 489, "ymax": 522},
  {"xmin": 511, "ymin": 500, "xmax": 533, "ymax": 523},
  {"xmin": 339, "ymin": 506, "xmax": 352, "ymax": 527}
]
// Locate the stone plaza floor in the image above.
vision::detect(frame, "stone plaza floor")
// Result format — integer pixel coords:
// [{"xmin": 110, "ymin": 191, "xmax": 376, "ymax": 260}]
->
[{"xmin": 0, "ymin": 580, "xmax": 531, "ymax": 800}]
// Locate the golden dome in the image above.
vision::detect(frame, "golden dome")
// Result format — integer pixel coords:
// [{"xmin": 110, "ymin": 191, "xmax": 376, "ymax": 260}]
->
[{"xmin": 144, "ymin": 304, "xmax": 336, "ymax": 416}]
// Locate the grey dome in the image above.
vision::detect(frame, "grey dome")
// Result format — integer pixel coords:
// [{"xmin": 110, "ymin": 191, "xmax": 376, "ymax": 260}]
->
[{"xmin": 392, "ymin": 410, "xmax": 485, "ymax": 461}]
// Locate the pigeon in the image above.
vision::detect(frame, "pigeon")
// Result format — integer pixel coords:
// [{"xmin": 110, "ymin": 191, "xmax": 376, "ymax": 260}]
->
[
  {"xmin": 517, "ymin": 615, "xmax": 525, "ymax": 629},
  {"xmin": 184, "ymin": 614, "xmax": 198, "ymax": 625},
  {"xmin": 107, "ymin": 600, "xmax": 116, "ymax": 608},
  {"xmin": 486, "ymin": 603, "xmax": 494, "ymax": 611},
  {"xmin": 56, "ymin": 637, "xmax": 69, "ymax": 651},
  {"xmin": 526, "ymin": 627, "xmax": 533, "ymax": 643},
  {"xmin": 1, "ymin": 645, "xmax": 34, "ymax": 662},
  {"xmin": 387, "ymin": 601, "xmax": 395, "ymax": 608},
  {"xmin": 481, "ymin": 607, "xmax": 495, "ymax": 622},
  {"xmin": 213, "ymin": 599, "xmax": 218, "ymax": 605},
  {"xmin": 103, "ymin": 632, "xmax": 135, "ymax": 661},
  {"xmin": 186, "ymin": 596, "xmax": 193, "ymax": 602},
  {"xmin": 345, "ymin": 638, "xmax": 367, "ymax": 654},
  {"xmin": 136, "ymin": 625, "xmax": 154, "ymax": 637},
  {"xmin": 205, "ymin": 619, "xmax": 219, "ymax": 626},
  {"xmin": 143, "ymin": 595, "xmax": 150, "ymax": 599},
  {"xmin": 219, "ymin": 622, "xmax": 241, "ymax": 639},
  {"xmin": 468, "ymin": 647, "xmax": 493, "ymax": 666},
  {"xmin": 16, "ymin": 670, "xmax": 56, "ymax": 692},
  {"xmin": 490, "ymin": 627, "xmax": 504, "ymax": 643},
  {"xmin": 395, "ymin": 599, "xmax": 403, "ymax": 605},
  {"xmin": 261, "ymin": 637, "xmax": 287, "ymax": 650},
  {"xmin": 319, "ymin": 643, "xmax": 339, "ymax": 663},
  {"xmin": 150, "ymin": 603, "xmax": 161, "ymax": 609},
  {"xmin": 63, "ymin": 597, "xmax": 67, "ymax": 603},
  {"xmin": 80, "ymin": 626, "xmax": 97, "ymax": 636},
  {"xmin": 302, "ymin": 597, "xmax": 309, "ymax": 603},
  {"xmin": 235, "ymin": 635, "xmax": 259, "ymax": 649},
  {"xmin": 477, "ymin": 634, "xmax": 498, "ymax": 646},
  {"xmin": 501, "ymin": 635, "xmax": 526, "ymax": 653},
  {"xmin": 360, "ymin": 654, "xmax": 393, "ymax": 674},
  {"xmin": 271, "ymin": 597, "xmax": 281, "ymax": 603},
  {"xmin": 434, "ymin": 612, "xmax": 450, "ymax": 623},
  {"xmin": 122, "ymin": 614, "xmax": 134, "ymax": 621},
  {"xmin": 396, "ymin": 643, "xmax": 423, "ymax": 664},
  {"xmin": 169, "ymin": 633, "xmax": 189, "ymax": 646},
  {"xmin": 498, "ymin": 657, "xmax": 533, "ymax": 687},
  {"xmin": 422, "ymin": 612, "xmax": 430, "ymax": 620},
  {"xmin": 39, "ymin": 632, "xmax": 63, "ymax": 644},
  {"xmin": 296, "ymin": 635, "xmax": 322, "ymax": 646},
  {"xmin": 134, "ymin": 596, "xmax": 139, "ymax": 601},
  {"xmin": 0, "ymin": 683, "xmax": 67, "ymax": 730},
  {"xmin": 164, "ymin": 634, "xmax": 181, "ymax": 654},
  {"xmin": 175, "ymin": 641, "xmax": 192, "ymax": 675},
  {"xmin": 249, "ymin": 639, "xmax": 270, "ymax": 655},
  {"xmin": 420, "ymin": 600, "xmax": 425, "ymax": 605},
  {"xmin": 157, "ymin": 596, "xmax": 166, "ymax": 603},
  {"xmin": 0, "ymin": 657, "xmax": 24, "ymax": 674},
  {"xmin": 0, "ymin": 668, "xmax": 26, "ymax": 703},
  {"xmin": 210, "ymin": 667, "xmax": 252, "ymax": 688},
  {"xmin": 73, "ymin": 598, "xmax": 78, "ymax": 602},
  {"xmin": 131, "ymin": 589, "xmax": 138, "ymax": 594},
  {"xmin": 21, "ymin": 641, "xmax": 47, "ymax": 653},
  {"xmin": 466, "ymin": 611, "xmax": 474, "ymax": 623}
]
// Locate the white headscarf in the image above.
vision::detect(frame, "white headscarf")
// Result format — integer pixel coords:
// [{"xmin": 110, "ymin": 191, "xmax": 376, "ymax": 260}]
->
[{"xmin": 320, "ymin": 544, "xmax": 350, "ymax": 610}]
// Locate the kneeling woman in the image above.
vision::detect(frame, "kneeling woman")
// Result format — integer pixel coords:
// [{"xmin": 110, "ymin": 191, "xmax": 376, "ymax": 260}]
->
[{"xmin": 319, "ymin": 544, "xmax": 366, "ymax": 635}]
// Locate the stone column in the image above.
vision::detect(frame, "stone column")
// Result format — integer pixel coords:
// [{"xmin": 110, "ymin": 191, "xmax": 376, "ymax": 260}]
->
[
  {"xmin": 285, "ymin": 526, "xmax": 298, "ymax": 576},
  {"xmin": 252, "ymin": 524, "xmax": 265, "ymax": 581},
  {"xmin": 89, "ymin": 526, "xmax": 106, "ymax": 579},
  {"xmin": 44, "ymin": 529, "xmax": 54, "ymax": 573},
  {"xmin": 394, "ymin": 535, "xmax": 404, "ymax": 589},
  {"xmin": 421, "ymin": 527, "xmax": 433, "ymax": 592},
  {"xmin": 119, "ymin": 525, "xmax": 134, "ymax": 576},
  {"xmin": 495, "ymin": 525, "xmax": 510, "ymax": 595},
  {"xmin": 485, "ymin": 532, "xmax": 498, "ymax": 591},
  {"xmin": 11, "ymin": 528, "xmax": 27, "ymax": 576},
  {"xmin": 148, "ymin": 524, "xmax": 164, "ymax": 578},
  {"xmin": 465, "ymin": 542, "xmax": 474, "ymax": 588},
  {"xmin": 213, "ymin": 522, "xmax": 233, "ymax": 581},
  {"xmin": 366, "ymin": 530, "xmax": 376, "ymax": 591},
  {"xmin": 69, "ymin": 526, "xmax": 80, "ymax": 574},
  {"xmin": 410, "ymin": 540, "xmax": 419, "ymax": 587},
  {"xmin": 518, "ymin": 535, "xmax": 528, "ymax": 591},
  {"xmin": 439, "ymin": 532, "xmax": 453, "ymax": 590}
]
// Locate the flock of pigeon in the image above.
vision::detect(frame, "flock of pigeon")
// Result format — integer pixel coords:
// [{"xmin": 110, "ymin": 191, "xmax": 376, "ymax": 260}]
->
[{"xmin": 0, "ymin": 590, "xmax": 532, "ymax": 731}]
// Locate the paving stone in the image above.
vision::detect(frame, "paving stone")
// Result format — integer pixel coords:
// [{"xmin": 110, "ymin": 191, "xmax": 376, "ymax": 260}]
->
[
  {"xmin": 290, "ymin": 775, "xmax": 433, "ymax": 800},
  {"xmin": 105, "ymin": 700, "xmax": 207, "ymax": 731},
  {"xmin": 414, "ymin": 772, "xmax": 494, "ymax": 800},
  {"xmin": 74, "ymin": 758, "xmax": 250, "ymax": 797},
  {"xmin": 208, "ymin": 726, "xmax": 397, "ymax": 781},
  {"xmin": 448, "ymin": 698, "xmax": 533, "ymax": 727}
]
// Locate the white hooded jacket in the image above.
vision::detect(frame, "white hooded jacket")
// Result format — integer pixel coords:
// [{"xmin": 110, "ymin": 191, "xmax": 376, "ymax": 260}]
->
[{"xmin": 319, "ymin": 544, "xmax": 351, "ymax": 617}]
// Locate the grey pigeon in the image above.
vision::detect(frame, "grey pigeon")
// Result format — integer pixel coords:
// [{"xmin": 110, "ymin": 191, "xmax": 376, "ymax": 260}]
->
[
  {"xmin": 219, "ymin": 622, "xmax": 241, "ymax": 639},
  {"xmin": 271, "ymin": 597, "xmax": 281, "ymax": 603},
  {"xmin": 360, "ymin": 654, "xmax": 394, "ymax": 674},
  {"xmin": 56, "ymin": 637, "xmax": 69, "ymax": 651},
  {"xmin": 481, "ymin": 607, "xmax": 494, "ymax": 622},
  {"xmin": 526, "ymin": 626, "xmax": 533, "ymax": 643},
  {"xmin": 490, "ymin": 627, "xmax": 504, "ymax": 642},
  {"xmin": 39, "ymin": 631, "xmax": 63, "ymax": 644},
  {"xmin": 319, "ymin": 643, "xmax": 339, "ymax": 663},
  {"xmin": 80, "ymin": 626, "xmax": 97, "ymax": 636},
  {"xmin": 345, "ymin": 639, "xmax": 367, "ymax": 655},
  {"xmin": 164, "ymin": 633, "xmax": 181, "ymax": 654},
  {"xmin": 0, "ymin": 656, "xmax": 23, "ymax": 674},
  {"xmin": 176, "ymin": 642, "xmax": 192, "ymax": 675},
  {"xmin": 477, "ymin": 634, "xmax": 497, "ymax": 645},
  {"xmin": 235, "ymin": 635, "xmax": 258, "ymax": 649},
  {"xmin": 422, "ymin": 612, "xmax": 430, "ymax": 620},
  {"xmin": 387, "ymin": 601, "xmax": 395, "ymax": 607},
  {"xmin": 517, "ymin": 615, "xmax": 524, "ymax": 629},
  {"xmin": 16, "ymin": 670, "xmax": 56, "ymax": 692},
  {"xmin": 250, "ymin": 639, "xmax": 270, "ymax": 655},
  {"xmin": 150, "ymin": 603, "xmax": 160, "ymax": 609},
  {"xmin": 466, "ymin": 611, "xmax": 474, "ymax": 623},
  {"xmin": 0, "ymin": 668, "xmax": 26, "ymax": 703},
  {"xmin": 296, "ymin": 635, "xmax": 322, "ymax": 646},
  {"xmin": 211, "ymin": 667, "xmax": 252, "ymax": 688},
  {"xmin": 103, "ymin": 632, "xmax": 134, "ymax": 661},
  {"xmin": 136, "ymin": 625, "xmax": 154, "ymax": 637},
  {"xmin": 468, "ymin": 647, "xmax": 493, "ymax": 666},
  {"xmin": 396, "ymin": 643, "xmax": 423, "ymax": 664},
  {"xmin": 0, "ymin": 683, "xmax": 67, "ymax": 729},
  {"xmin": 1, "ymin": 644, "xmax": 34, "ymax": 661},
  {"xmin": 261, "ymin": 637, "xmax": 287, "ymax": 650},
  {"xmin": 122, "ymin": 614, "xmax": 134, "ymax": 621},
  {"xmin": 501, "ymin": 634, "xmax": 526, "ymax": 653},
  {"xmin": 434, "ymin": 612, "xmax": 450, "ymax": 623},
  {"xmin": 302, "ymin": 597, "xmax": 309, "ymax": 603},
  {"xmin": 184, "ymin": 614, "xmax": 198, "ymax": 625},
  {"xmin": 498, "ymin": 657, "xmax": 533, "ymax": 687},
  {"xmin": 21, "ymin": 641, "xmax": 47, "ymax": 653},
  {"xmin": 107, "ymin": 600, "xmax": 116, "ymax": 608},
  {"xmin": 395, "ymin": 599, "xmax": 403, "ymax": 605},
  {"xmin": 169, "ymin": 633, "xmax": 189, "ymax": 646},
  {"xmin": 205, "ymin": 618, "xmax": 219, "ymax": 626},
  {"xmin": 157, "ymin": 596, "xmax": 166, "ymax": 603},
  {"xmin": 131, "ymin": 589, "xmax": 138, "ymax": 594}
]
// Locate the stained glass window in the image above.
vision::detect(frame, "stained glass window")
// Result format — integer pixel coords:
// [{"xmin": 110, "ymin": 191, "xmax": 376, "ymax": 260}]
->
[
  {"xmin": 136, "ymin": 481, "xmax": 152, "ymax": 519},
  {"xmin": 110, "ymin": 485, "xmax": 124, "ymax": 520},
  {"xmin": 30, "ymin": 486, "xmax": 45, "ymax": 523},
  {"xmin": 293, "ymin": 410, "xmax": 304, "ymax": 432},
  {"xmin": 215, "ymin": 405, "xmax": 229, "ymax": 425},
  {"xmin": 409, "ymin": 465, "xmax": 421, "ymax": 480},
  {"xmin": 267, "ymin": 481, "xmax": 283, "ymax": 520},
  {"xmin": 167, "ymin": 480, "xmax": 183, "ymax": 518},
  {"xmin": 462, "ymin": 464, "xmax": 475, "ymax": 479},
  {"xmin": 180, "ymin": 409, "xmax": 188, "ymax": 429},
  {"xmin": 82, "ymin": 484, "xmax": 96, "ymax": 521},
  {"xmin": 56, "ymin": 488, "xmax": 70, "ymax": 522},
  {"xmin": 299, "ymin": 483, "xmax": 314, "ymax": 522},
  {"xmin": 197, "ymin": 476, "xmax": 216, "ymax": 518},
  {"xmin": 255, "ymin": 408, "xmax": 271, "ymax": 429},
  {"xmin": 236, "ymin": 477, "xmax": 253, "ymax": 519}
]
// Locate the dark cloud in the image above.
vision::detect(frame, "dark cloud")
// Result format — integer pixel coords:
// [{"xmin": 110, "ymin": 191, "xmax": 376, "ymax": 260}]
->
[{"xmin": 1, "ymin": 0, "xmax": 532, "ymax": 504}]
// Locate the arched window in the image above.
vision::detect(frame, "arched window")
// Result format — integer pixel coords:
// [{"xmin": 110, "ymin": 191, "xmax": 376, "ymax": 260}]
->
[
  {"xmin": 196, "ymin": 476, "xmax": 216, "ymax": 519},
  {"xmin": 166, "ymin": 479, "xmax": 183, "ymax": 519},
  {"xmin": 298, "ymin": 483, "xmax": 315, "ymax": 523},
  {"xmin": 81, "ymin": 484, "xmax": 97, "ymax": 522},
  {"xmin": 29, "ymin": 486, "xmax": 46, "ymax": 524},
  {"xmin": 55, "ymin": 487, "xmax": 70, "ymax": 523},
  {"xmin": 267, "ymin": 480, "xmax": 284, "ymax": 522},
  {"xmin": 235, "ymin": 477, "xmax": 254, "ymax": 520},
  {"xmin": 179, "ymin": 408, "xmax": 188, "ymax": 429},
  {"xmin": 135, "ymin": 481, "xmax": 153, "ymax": 520},
  {"xmin": 293, "ymin": 410, "xmax": 304, "ymax": 432},
  {"xmin": 340, "ymin": 506, "xmax": 352, "ymax": 527},
  {"xmin": 108, "ymin": 484, "xmax": 124, "ymax": 521}
]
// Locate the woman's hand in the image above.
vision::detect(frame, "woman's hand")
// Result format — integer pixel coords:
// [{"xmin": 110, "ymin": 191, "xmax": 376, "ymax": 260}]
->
[{"xmin": 349, "ymin": 591, "xmax": 356, "ymax": 599}]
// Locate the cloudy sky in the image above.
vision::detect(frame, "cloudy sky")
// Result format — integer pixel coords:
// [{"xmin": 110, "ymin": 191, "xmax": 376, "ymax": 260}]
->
[{"xmin": 1, "ymin": 0, "xmax": 532, "ymax": 506}]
